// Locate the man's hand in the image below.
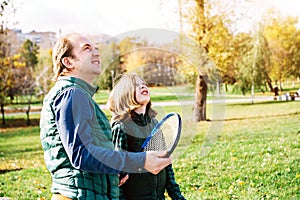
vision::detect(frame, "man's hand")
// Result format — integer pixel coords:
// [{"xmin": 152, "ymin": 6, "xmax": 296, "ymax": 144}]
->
[{"xmin": 144, "ymin": 151, "xmax": 172, "ymax": 174}]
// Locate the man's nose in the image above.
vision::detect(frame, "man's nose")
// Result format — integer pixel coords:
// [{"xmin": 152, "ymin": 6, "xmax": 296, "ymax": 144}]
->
[{"xmin": 93, "ymin": 48, "xmax": 100, "ymax": 56}]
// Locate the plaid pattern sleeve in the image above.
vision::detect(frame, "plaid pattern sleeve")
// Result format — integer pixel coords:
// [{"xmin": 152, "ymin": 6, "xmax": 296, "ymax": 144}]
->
[
  {"xmin": 165, "ymin": 164, "xmax": 186, "ymax": 200},
  {"xmin": 112, "ymin": 122, "xmax": 128, "ymax": 151}
]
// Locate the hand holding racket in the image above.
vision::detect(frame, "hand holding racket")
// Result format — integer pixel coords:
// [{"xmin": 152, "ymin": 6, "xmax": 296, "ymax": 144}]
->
[{"xmin": 140, "ymin": 112, "xmax": 182, "ymax": 158}]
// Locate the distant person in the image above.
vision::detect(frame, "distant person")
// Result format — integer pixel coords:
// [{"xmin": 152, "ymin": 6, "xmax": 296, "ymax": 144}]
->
[
  {"xmin": 40, "ymin": 33, "xmax": 171, "ymax": 200},
  {"xmin": 107, "ymin": 73, "xmax": 186, "ymax": 200}
]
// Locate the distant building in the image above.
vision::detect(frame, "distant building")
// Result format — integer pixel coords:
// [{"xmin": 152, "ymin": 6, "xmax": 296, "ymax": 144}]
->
[
  {"xmin": 23, "ymin": 30, "xmax": 57, "ymax": 49},
  {"xmin": 8, "ymin": 29, "xmax": 111, "ymax": 54},
  {"xmin": 15, "ymin": 29, "xmax": 57, "ymax": 49},
  {"xmin": 6, "ymin": 29, "xmax": 57, "ymax": 55}
]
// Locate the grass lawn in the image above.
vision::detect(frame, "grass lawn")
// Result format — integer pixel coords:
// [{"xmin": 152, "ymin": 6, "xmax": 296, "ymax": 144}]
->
[
  {"xmin": 174, "ymin": 101, "xmax": 300, "ymax": 199},
  {"xmin": 0, "ymin": 99, "xmax": 299, "ymax": 199}
]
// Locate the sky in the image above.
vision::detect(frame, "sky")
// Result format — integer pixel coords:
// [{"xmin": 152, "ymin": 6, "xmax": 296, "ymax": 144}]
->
[
  {"xmin": 11, "ymin": 0, "xmax": 300, "ymax": 38},
  {"xmin": 14, "ymin": 0, "xmax": 179, "ymax": 36}
]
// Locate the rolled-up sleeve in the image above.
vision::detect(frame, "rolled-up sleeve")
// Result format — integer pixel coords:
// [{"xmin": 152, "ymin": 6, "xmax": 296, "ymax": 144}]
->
[{"xmin": 54, "ymin": 87, "xmax": 146, "ymax": 173}]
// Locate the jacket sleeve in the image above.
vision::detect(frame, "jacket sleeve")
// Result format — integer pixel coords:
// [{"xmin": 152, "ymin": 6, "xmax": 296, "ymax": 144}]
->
[
  {"xmin": 165, "ymin": 164, "xmax": 186, "ymax": 200},
  {"xmin": 54, "ymin": 87, "xmax": 146, "ymax": 173},
  {"xmin": 112, "ymin": 122, "xmax": 128, "ymax": 151}
]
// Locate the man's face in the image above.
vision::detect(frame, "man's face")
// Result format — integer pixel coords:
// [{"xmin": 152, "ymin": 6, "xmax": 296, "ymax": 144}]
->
[{"xmin": 69, "ymin": 35, "xmax": 101, "ymax": 82}]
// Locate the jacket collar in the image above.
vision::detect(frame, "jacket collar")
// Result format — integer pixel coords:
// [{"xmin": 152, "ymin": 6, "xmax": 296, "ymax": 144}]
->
[
  {"xmin": 130, "ymin": 111, "xmax": 151, "ymax": 126},
  {"xmin": 57, "ymin": 76, "xmax": 98, "ymax": 97}
]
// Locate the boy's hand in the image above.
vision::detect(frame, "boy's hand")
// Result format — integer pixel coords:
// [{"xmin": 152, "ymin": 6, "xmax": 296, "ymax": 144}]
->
[{"xmin": 118, "ymin": 173, "xmax": 129, "ymax": 186}]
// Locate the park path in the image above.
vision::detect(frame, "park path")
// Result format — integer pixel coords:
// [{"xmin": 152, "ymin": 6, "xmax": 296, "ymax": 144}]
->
[{"xmin": 5, "ymin": 95, "xmax": 299, "ymax": 116}]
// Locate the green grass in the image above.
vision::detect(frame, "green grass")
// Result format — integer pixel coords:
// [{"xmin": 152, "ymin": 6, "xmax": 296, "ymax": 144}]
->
[
  {"xmin": 0, "ymin": 127, "xmax": 51, "ymax": 199},
  {"xmin": 174, "ymin": 106, "xmax": 300, "ymax": 199},
  {"xmin": 0, "ymin": 100, "xmax": 300, "ymax": 199}
]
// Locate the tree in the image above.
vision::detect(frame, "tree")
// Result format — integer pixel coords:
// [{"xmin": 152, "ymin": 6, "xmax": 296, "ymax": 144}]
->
[
  {"xmin": 221, "ymin": 32, "xmax": 253, "ymax": 92},
  {"xmin": 98, "ymin": 37, "xmax": 149, "ymax": 89},
  {"xmin": 98, "ymin": 41, "xmax": 124, "ymax": 90},
  {"xmin": 290, "ymin": 29, "xmax": 300, "ymax": 82},
  {"xmin": 124, "ymin": 47, "xmax": 180, "ymax": 86},
  {"xmin": 0, "ymin": 0, "xmax": 14, "ymax": 125},
  {"xmin": 18, "ymin": 39, "xmax": 39, "ymax": 125},
  {"xmin": 0, "ymin": 56, "xmax": 11, "ymax": 125},
  {"xmin": 234, "ymin": 22, "xmax": 270, "ymax": 97},
  {"xmin": 179, "ymin": 0, "xmax": 232, "ymax": 121},
  {"xmin": 19, "ymin": 39, "xmax": 39, "ymax": 70},
  {"xmin": 264, "ymin": 13, "xmax": 300, "ymax": 89},
  {"xmin": 0, "ymin": 54, "xmax": 24, "ymax": 125},
  {"xmin": 35, "ymin": 49, "xmax": 53, "ymax": 96},
  {"xmin": 0, "ymin": 39, "xmax": 39, "ymax": 126}
]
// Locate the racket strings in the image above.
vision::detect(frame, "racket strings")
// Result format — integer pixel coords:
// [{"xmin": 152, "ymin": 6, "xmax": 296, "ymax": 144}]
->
[{"xmin": 143, "ymin": 115, "xmax": 179, "ymax": 152}]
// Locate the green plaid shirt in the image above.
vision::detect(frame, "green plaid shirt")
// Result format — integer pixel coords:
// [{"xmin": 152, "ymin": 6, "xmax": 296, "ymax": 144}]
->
[{"xmin": 112, "ymin": 112, "xmax": 186, "ymax": 200}]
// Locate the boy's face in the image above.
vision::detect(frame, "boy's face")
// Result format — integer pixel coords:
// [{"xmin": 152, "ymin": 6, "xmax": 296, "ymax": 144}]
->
[{"xmin": 135, "ymin": 77, "xmax": 150, "ymax": 106}]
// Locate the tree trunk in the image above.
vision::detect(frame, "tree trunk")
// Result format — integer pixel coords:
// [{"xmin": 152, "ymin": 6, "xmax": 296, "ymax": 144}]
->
[
  {"xmin": 26, "ymin": 104, "xmax": 31, "ymax": 126},
  {"xmin": 26, "ymin": 97, "xmax": 32, "ymax": 126},
  {"xmin": 224, "ymin": 83, "xmax": 228, "ymax": 92},
  {"xmin": 1, "ymin": 103, "xmax": 5, "ymax": 126},
  {"xmin": 266, "ymin": 78, "xmax": 273, "ymax": 92},
  {"xmin": 194, "ymin": 75, "xmax": 208, "ymax": 122}
]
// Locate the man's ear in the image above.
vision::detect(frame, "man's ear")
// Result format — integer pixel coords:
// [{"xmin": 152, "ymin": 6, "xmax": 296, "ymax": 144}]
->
[{"xmin": 61, "ymin": 57, "xmax": 74, "ymax": 69}]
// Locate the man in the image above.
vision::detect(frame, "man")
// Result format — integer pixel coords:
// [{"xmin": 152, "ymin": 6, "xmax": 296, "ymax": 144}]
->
[{"xmin": 40, "ymin": 33, "xmax": 171, "ymax": 200}]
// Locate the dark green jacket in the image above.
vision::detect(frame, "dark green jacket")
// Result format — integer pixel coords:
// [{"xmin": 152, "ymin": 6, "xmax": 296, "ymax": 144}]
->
[
  {"xmin": 40, "ymin": 77, "xmax": 121, "ymax": 199},
  {"xmin": 112, "ymin": 112, "xmax": 186, "ymax": 200}
]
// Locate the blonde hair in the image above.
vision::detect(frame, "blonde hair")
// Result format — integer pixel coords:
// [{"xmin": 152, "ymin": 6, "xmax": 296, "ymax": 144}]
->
[
  {"xmin": 107, "ymin": 73, "xmax": 155, "ymax": 121},
  {"xmin": 52, "ymin": 33, "xmax": 79, "ymax": 81}
]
